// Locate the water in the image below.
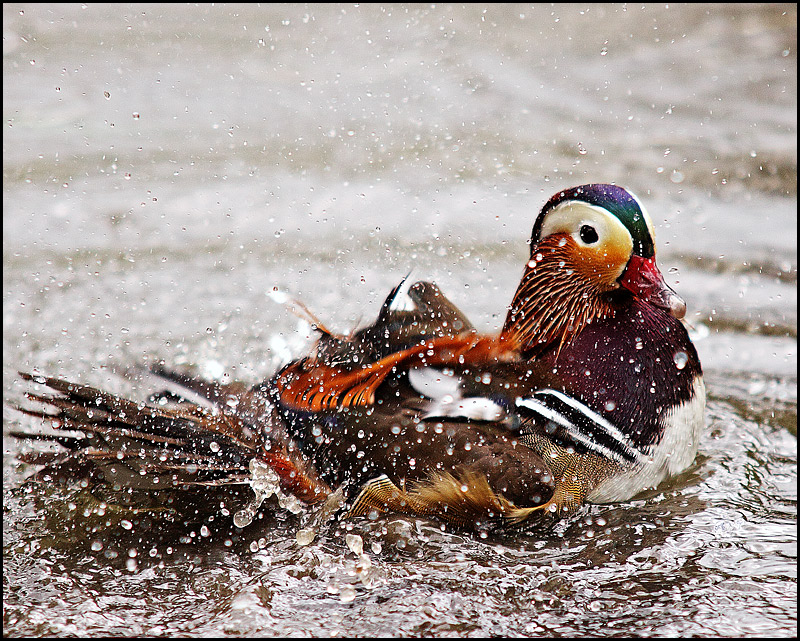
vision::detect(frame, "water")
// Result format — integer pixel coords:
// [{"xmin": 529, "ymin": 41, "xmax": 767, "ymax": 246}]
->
[{"xmin": 3, "ymin": 4, "xmax": 796, "ymax": 637}]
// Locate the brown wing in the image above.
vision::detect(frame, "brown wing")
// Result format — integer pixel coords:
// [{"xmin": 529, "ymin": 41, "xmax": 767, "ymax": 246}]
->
[
  {"xmin": 312, "ymin": 279, "xmax": 476, "ymax": 367},
  {"xmin": 315, "ymin": 381, "xmax": 558, "ymax": 527}
]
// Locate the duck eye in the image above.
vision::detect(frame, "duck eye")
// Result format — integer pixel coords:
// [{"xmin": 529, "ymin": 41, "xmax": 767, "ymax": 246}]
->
[{"xmin": 579, "ymin": 225, "xmax": 599, "ymax": 244}]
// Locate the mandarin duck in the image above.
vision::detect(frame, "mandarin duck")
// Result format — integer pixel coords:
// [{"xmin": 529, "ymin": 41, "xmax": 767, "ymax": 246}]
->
[{"xmin": 12, "ymin": 184, "xmax": 705, "ymax": 529}]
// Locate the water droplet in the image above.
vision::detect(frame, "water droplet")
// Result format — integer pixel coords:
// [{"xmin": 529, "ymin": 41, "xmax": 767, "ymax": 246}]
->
[
  {"xmin": 339, "ymin": 585, "xmax": 356, "ymax": 603},
  {"xmin": 296, "ymin": 528, "xmax": 316, "ymax": 546},
  {"xmin": 346, "ymin": 533, "xmax": 364, "ymax": 556},
  {"xmin": 673, "ymin": 351, "xmax": 688, "ymax": 370}
]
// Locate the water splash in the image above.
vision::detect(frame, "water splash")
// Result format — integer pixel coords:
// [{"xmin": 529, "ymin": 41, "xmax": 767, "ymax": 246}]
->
[
  {"xmin": 296, "ymin": 485, "xmax": 346, "ymax": 546},
  {"xmin": 324, "ymin": 531, "xmax": 385, "ymax": 602},
  {"xmin": 233, "ymin": 459, "xmax": 306, "ymax": 529}
]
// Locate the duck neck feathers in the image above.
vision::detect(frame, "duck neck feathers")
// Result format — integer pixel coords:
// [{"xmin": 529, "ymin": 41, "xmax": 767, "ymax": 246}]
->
[{"xmin": 502, "ymin": 236, "xmax": 618, "ymax": 356}]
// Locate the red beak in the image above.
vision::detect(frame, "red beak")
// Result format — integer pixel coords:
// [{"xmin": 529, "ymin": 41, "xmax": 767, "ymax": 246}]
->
[{"xmin": 619, "ymin": 255, "xmax": 686, "ymax": 319}]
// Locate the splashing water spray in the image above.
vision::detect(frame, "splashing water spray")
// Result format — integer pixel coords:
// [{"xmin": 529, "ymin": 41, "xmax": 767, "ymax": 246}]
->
[{"xmin": 233, "ymin": 458, "xmax": 305, "ymax": 528}]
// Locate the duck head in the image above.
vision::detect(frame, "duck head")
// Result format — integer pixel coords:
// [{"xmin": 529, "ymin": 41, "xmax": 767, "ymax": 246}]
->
[{"xmin": 504, "ymin": 184, "xmax": 686, "ymax": 352}]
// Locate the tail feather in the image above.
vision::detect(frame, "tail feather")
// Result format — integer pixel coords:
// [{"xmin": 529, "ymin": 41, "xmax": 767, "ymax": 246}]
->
[
  {"xmin": 13, "ymin": 371, "xmax": 259, "ymax": 490},
  {"xmin": 12, "ymin": 371, "xmax": 332, "ymax": 504},
  {"xmin": 134, "ymin": 363, "xmax": 252, "ymax": 410}
]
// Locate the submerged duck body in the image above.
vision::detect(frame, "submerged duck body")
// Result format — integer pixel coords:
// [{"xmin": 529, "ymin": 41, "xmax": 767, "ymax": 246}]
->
[{"xmin": 14, "ymin": 184, "xmax": 704, "ymax": 528}]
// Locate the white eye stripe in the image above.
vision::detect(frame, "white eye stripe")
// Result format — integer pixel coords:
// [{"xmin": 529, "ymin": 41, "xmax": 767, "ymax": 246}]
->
[{"xmin": 539, "ymin": 201, "xmax": 634, "ymax": 251}]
